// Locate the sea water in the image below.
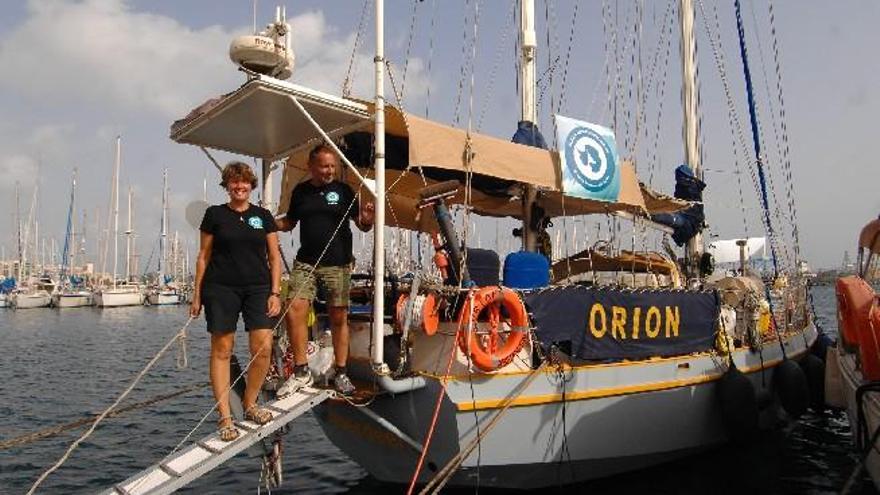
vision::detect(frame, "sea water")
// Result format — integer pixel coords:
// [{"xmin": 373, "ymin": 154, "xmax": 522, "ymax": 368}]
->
[{"xmin": 0, "ymin": 285, "xmax": 873, "ymax": 494}]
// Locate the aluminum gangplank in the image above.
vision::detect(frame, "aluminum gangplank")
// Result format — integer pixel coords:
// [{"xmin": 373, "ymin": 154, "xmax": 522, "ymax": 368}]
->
[{"xmin": 103, "ymin": 386, "xmax": 333, "ymax": 495}]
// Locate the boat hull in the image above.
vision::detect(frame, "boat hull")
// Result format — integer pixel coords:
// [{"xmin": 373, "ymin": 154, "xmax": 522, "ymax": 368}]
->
[
  {"xmin": 316, "ymin": 323, "xmax": 817, "ymax": 488},
  {"xmin": 11, "ymin": 291, "xmax": 51, "ymax": 309},
  {"xmin": 94, "ymin": 290, "xmax": 143, "ymax": 307},
  {"xmin": 52, "ymin": 292, "xmax": 92, "ymax": 308},
  {"xmin": 837, "ymin": 348, "xmax": 880, "ymax": 491},
  {"xmin": 147, "ymin": 291, "xmax": 182, "ymax": 306}
]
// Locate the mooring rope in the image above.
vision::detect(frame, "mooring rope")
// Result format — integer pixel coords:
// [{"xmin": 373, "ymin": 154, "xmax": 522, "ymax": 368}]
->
[
  {"xmin": 0, "ymin": 382, "xmax": 206, "ymax": 451},
  {"xmin": 27, "ymin": 316, "xmax": 195, "ymax": 495}
]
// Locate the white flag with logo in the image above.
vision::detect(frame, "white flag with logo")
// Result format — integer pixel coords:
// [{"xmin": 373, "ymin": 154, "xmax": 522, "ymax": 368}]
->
[{"xmin": 554, "ymin": 115, "xmax": 620, "ymax": 202}]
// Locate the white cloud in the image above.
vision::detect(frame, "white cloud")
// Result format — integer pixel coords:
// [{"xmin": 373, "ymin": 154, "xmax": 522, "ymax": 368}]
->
[
  {"xmin": 0, "ymin": 1, "xmax": 428, "ymax": 117},
  {"xmin": 0, "ymin": 0, "xmax": 431, "ymax": 258},
  {"xmin": 0, "ymin": 154, "xmax": 39, "ymax": 188},
  {"xmin": 0, "ymin": 0, "xmax": 236, "ymax": 117}
]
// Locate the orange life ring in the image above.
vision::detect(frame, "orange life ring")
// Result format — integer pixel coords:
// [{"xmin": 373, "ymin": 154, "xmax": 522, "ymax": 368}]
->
[{"xmin": 457, "ymin": 287, "xmax": 529, "ymax": 372}]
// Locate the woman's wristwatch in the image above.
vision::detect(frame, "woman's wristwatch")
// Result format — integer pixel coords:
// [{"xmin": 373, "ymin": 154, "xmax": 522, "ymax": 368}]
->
[{"xmin": 270, "ymin": 290, "xmax": 281, "ymax": 298}]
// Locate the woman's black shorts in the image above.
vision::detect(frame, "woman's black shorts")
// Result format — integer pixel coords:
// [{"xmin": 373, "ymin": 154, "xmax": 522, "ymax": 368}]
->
[{"xmin": 202, "ymin": 283, "xmax": 277, "ymax": 333}]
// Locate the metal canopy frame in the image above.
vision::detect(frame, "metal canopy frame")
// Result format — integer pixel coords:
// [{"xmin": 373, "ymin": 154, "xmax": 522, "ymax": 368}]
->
[{"xmin": 170, "ymin": 75, "xmax": 371, "ymax": 162}]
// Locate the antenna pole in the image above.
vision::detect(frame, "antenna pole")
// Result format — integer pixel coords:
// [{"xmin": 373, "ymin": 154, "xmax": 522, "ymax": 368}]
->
[
  {"xmin": 371, "ymin": 0, "xmax": 387, "ymax": 369},
  {"xmin": 519, "ymin": 0, "xmax": 538, "ymax": 252}
]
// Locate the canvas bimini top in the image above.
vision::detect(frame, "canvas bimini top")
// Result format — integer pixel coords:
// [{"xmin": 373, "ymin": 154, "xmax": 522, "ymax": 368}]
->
[{"xmin": 171, "ymin": 74, "xmax": 691, "ymax": 233}]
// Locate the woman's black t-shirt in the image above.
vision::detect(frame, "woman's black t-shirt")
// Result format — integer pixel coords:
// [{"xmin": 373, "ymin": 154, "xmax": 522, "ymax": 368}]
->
[
  {"xmin": 200, "ymin": 204, "xmax": 278, "ymax": 287},
  {"xmin": 287, "ymin": 180, "xmax": 358, "ymax": 267}
]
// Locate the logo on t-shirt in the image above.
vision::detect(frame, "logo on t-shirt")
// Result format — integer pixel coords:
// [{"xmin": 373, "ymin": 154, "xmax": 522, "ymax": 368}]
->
[
  {"xmin": 325, "ymin": 191, "xmax": 340, "ymax": 205},
  {"xmin": 247, "ymin": 216, "xmax": 264, "ymax": 229}
]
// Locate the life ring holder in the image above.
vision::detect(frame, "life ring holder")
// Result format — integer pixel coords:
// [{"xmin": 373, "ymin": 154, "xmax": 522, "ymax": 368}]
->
[{"xmin": 457, "ymin": 286, "xmax": 529, "ymax": 372}]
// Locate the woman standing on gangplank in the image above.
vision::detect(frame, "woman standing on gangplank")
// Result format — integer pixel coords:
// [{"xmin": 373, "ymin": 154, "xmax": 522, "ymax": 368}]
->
[{"xmin": 190, "ymin": 162, "xmax": 282, "ymax": 441}]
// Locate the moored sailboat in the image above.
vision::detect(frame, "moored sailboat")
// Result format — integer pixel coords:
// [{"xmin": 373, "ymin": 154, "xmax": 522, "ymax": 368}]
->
[
  {"xmin": 53, "ymin": 168, "xmax": 93, "ymax": 308},
  {"xmin": 147, "ymin": 169, "xmax": 183, "ymax": 306},
  {"xmin": 103, "ymin": 1, "xmax": 820, "ymax": 492},
  {"xmin": 95, "ymin": 137, "xmax": 144, "ymax": 308}
]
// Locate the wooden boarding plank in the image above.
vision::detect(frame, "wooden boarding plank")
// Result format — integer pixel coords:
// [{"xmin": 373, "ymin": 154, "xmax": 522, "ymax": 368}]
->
[{"xmin": 101, "ymin": 387, "xmax": 333, "ymax": 495}]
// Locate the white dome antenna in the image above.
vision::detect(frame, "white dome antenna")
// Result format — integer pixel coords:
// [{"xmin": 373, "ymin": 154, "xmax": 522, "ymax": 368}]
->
[{"xmin": 230, "ymin": 5, "xmax": 294, "ymax": 80}]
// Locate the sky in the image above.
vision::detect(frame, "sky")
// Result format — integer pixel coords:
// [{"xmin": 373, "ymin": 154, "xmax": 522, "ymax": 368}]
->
[{"xmin": 0, "ymin": 0, "xmax": 877, "ymax": 272}]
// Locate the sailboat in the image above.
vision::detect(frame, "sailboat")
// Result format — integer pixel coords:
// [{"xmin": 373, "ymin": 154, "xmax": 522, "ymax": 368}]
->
[
  {"xmin": 94, "ymin": 137, "xmax": 144, "ymax": 308},
  {"xmin": 53, "ymin": 168, "xmax": 93, "ymax": 308},
  {"xmin": 147, "ymin": 169, "xmax": 183, "ymax": 306},
  {"xmin": 11, "ymin": 182, "xmax": 52, "ymax": 309},
  {"xmin": 103, "ymin": 1, "xmax": 821, "ymax": 492}
]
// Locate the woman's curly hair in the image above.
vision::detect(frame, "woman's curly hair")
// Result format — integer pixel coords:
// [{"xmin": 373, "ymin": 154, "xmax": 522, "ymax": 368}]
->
[{"xmin": 220, "ymin": 161, "xmax": 258, "ymax": 189}]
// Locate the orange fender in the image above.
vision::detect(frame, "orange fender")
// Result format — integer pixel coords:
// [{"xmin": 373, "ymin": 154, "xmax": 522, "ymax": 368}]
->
[{"xmin": 457, "ymin": 287, "xmax": 529, "ymax": 372}]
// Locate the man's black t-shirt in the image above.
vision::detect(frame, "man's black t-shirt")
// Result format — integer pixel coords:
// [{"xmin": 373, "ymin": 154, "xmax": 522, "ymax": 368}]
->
[
  {"xmin": 287, "ymin": 180, "xmax": 358, "ymax": 266},
  {"xmin": 200, "ymin": 203, "xmax": 278, "ymax": 287}
]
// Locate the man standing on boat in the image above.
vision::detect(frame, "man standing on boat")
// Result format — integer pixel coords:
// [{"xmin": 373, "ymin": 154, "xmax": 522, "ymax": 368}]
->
[{"xmin": 275, "ymin": 144, "xmax": 374, "ymax": 397}]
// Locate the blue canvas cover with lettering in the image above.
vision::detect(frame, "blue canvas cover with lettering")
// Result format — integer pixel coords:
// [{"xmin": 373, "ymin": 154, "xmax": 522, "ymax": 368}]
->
[{"xmin": 525, "ymin": 286, "xmax": 719, "ymax": 361}]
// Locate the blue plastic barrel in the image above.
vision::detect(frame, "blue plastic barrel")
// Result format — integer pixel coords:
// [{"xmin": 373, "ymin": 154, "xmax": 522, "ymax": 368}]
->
[{"xmin": 503, "ymin": 251, "xmax": 550, "ymax": 289}]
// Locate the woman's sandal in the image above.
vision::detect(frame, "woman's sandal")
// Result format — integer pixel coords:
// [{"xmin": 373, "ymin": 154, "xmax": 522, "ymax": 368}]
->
[
  {"xmin": 244, "ymin": 405, "xmax": 273, "ymax": 426},
  {"xmin": 217, "ymin": 416, "xmax": 240, "ymax": 442}
]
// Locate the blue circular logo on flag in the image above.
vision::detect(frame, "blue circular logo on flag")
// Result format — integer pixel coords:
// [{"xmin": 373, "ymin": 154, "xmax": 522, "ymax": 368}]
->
[
  {"xmin": 247, "ymin": 216, "xmax": 264, "ymax": 229},
  {"xmin": 325, "ymin": 191, "xmax": 340, "ymax": 205},
  {"xmin": 564, "ymin": 126, "xmax": 616, "ymax": 193}
]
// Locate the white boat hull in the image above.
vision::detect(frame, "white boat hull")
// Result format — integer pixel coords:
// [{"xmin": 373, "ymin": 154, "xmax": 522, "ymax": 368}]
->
[
  {"xmin": 52, "ymin": 292, "xmax": 93, "ymax": 308},
  {"xmin": 94, "ymin": 289, "xmax": 143, "ymax": 307},
  {"xmin": 11, "ymin": 291, "xmax": 52, "ymax": 309},
  {"xmin": 147, "ymin": 291, "xmax": 182, "ymax": 306},
  {"xmin": 837, "ymin": 348, "xmax": 880, "ymax": 491},
  {"xmin": 317, "ymin": 323, "xmax": 818, "ymax": 488}
]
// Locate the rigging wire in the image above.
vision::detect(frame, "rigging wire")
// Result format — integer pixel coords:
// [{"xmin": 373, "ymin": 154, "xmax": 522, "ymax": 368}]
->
[
  {"xmin": 424, "ymin": 0, "xmax": 438, "ymax": 119},
  {"xmin": 476, "ymin": 0, "xmax": 517, "ymax": 132},
  {"xmin": 399, "ymin": 0, "xmax": 422, "ymax": 102},
  {"xmin": 646, "ymin": 0, "xmax": 675, "ymax": 187},
  {"xmin": 766, "ymin": 0, "xmax": 802, "ymax": 262},
  {"xmin": 697, "ymin": 0, "xmax": 762, "ymax": 235},
  {"xmin": 342, "ymin": 0, "xmax": 372, "ymax": 98},
  {"xmin": 733, "ymin": 0, "xmax": 779, "ymax": 276}
]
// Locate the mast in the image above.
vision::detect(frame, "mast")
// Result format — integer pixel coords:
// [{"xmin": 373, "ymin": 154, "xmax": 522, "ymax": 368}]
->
[
  {"xmin": 159, "ymin": 168, "xmax": 168, "ymax": 286},
  {"xmin": 679, "ymin": 0, "xmax": 703, "ymax": 272},
  {"xmin": 519, "ymin": 0, "xmax": 538, "ymax": 252},
  {"xmin": 61, "ymin": 169, "xmax": 77, "ymax": 284},
  {"xmin": 15, "ymin": 182, "xmax": 22, "ymax": 282},
  {"xmin": 125, "ymin": 186, "xmax": 133, "ymax": 283},
  {"xmin": 112, "ymin": 136, "xmax": 121, "ymax": 288},
  {"xmin": 70, "ymin": 171, "xmax": 77, "ymax": 276},
  {"xmin": 371, "ymin": 0, "xmax": 387, "ymax": 369},
  {"xmin": 172, "ymin": 231, "xmax": 179, "ymax": 284}
]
